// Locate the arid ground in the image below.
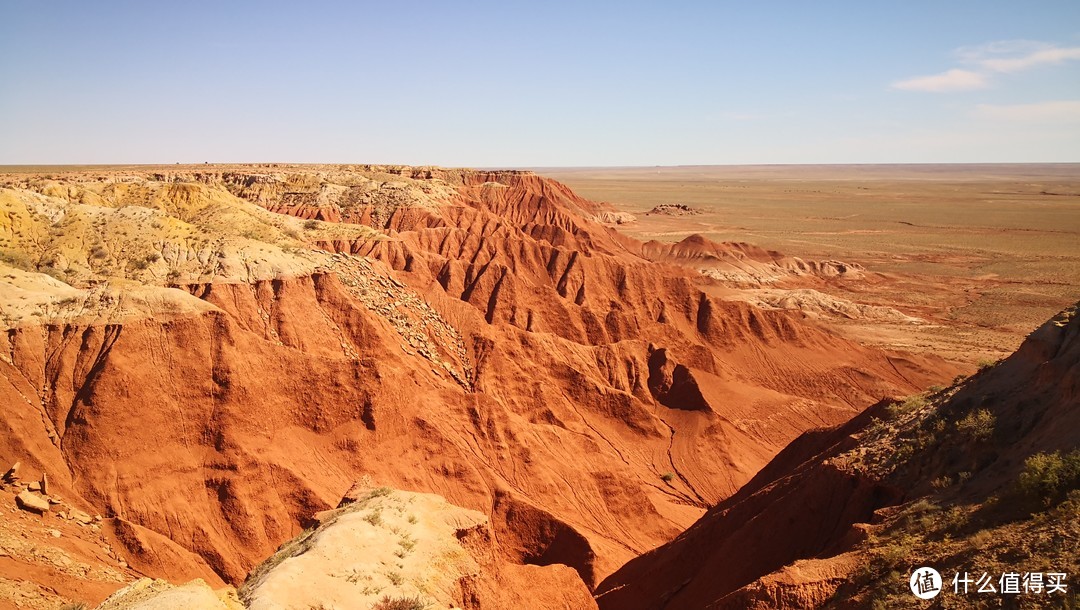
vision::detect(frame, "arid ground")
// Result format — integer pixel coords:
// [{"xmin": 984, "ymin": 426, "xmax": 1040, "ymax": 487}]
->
[{"xmin": 546, "ymin": 164, "xmax": 1080, "ymax": 364}]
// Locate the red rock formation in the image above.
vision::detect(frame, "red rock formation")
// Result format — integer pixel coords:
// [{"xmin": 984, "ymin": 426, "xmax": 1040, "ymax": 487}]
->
[{"xmin": 0, "ymin": 167, "xmax": 956, "ymax": 598}]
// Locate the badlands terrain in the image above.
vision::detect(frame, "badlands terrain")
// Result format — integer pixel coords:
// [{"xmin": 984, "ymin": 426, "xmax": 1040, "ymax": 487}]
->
[{"xmin": 0, "ymin": 164, "xmax": 1076, "ymax": 609}]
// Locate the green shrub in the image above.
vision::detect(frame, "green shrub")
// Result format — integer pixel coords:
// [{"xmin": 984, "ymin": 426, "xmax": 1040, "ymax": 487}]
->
[
  {"xmin": 887, "ymin": 395, "xmax": 928, "ymax": 419},
  {"xmin": 955, "ymin": 409, "xmax": 995, "ymax": 442},
  {"xmin": 1019, "ymin": 450, "xmax": 1080, "ymax": 508},
  {"xmin": 660, "ymin": 472, "xmax": 675, "ymax": 483}
]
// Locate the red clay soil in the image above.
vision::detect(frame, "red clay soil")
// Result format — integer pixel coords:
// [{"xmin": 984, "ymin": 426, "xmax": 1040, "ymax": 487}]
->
[
  {"xmin": 0, "ymin": 168, "xmax": 958, "ymax": 599},
  {"xmin": 595, "ymin": 301, "xmax": 1080, "ymax": 610}
]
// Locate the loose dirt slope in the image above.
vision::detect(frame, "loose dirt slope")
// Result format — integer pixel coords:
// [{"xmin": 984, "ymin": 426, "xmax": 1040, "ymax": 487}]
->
[
  {"xmin": 0, "ymin": 165, "xmax": 955, "ymax": 607},
  {"xmin": 596, "ymin": 301, "xmax": 1080, "ymax": 609}
]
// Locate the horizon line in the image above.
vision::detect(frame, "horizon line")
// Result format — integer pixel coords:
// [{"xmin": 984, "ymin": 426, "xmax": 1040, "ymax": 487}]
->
[{"xmin": 1, "ymin": 160, "xmax": 1079, "ymax": 172}]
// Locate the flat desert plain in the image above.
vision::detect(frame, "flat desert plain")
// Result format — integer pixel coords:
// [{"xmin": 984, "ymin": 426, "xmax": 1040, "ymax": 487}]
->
[{"xmin": 544, "ymin": 164, "xmax": 1080, "ymax": 364}]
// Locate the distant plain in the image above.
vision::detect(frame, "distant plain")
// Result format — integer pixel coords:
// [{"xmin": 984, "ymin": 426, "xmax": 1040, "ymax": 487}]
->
[{"xmin": 544, "ymin": 164, "xmax": 1080, "ymax": 361}]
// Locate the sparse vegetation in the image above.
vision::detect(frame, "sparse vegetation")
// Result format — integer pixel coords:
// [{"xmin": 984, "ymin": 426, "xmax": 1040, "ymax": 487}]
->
[
  {"xmin": 886, "ymin": 394, "xmax": 928, "ymax": 420},
  {"xmin": 344, "ymin": 569, "xmax": 369, "ymax": 584},
  {"xmin": 334, "ymin": 437, "xmax": 360, "ymax": 452},
  {"xmin": 304, "ymin": 219, "xmax": 320, "ymax": 230},
  {"xmin": 898, "ymin": 499, "xmax": 941, "ymax": 531},
  {"xmin": 0, "ymin": 249, "xmax": 32, "ymax": 269},
  {"xmin": 386, "ymin": 571, "xmax": 404, "ymax": 586},
  {"xmin": 660, "ymin": 471, "xmax": 675, "ymax": 483},
  {"xmin": 40, "ymin": 266, "xmax": 72, "ymax": 282},
  {"xmin": 862, "ymin": 416, "xmax": 889, "ymax": 440},
  {"xmin": 976, "ymin": 358, "xmax": 997, "ymax": 371},
  {"xmin": 240, "ymin": 524, "xmax": 319, "ymax": 601},
  {"xmin": 131, "ymin": 253, "xmax": 160, "ymax": 270},
  {"xmin": 363, "ymin": 510, "xmax": 383, "ymax": 526},
  {"xmin": 372, "ymin": 595, "xmax": 426, "ymax": 610},
  {"xmin": 871, "ymin": 532, "xmax": 918, "ymax": 569}
]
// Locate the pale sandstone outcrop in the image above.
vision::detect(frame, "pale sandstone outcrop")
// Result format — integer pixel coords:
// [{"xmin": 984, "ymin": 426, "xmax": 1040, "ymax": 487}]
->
[{"xmin": 242, "ymin": 484, "xmax": 596, "ymax": 610}]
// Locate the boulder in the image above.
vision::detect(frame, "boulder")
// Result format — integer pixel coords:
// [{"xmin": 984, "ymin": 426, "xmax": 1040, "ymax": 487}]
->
[{"xmin": 15, "ymin": 490, "xmax": 49, "ymax": 513}]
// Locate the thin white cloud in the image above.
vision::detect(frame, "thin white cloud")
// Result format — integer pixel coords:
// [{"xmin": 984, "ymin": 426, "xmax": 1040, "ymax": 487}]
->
[
  {"xmin": 891, "ymin": 69, "xmax": 987, "ymax": 92},
  {"xmin": 956, "ymin": 39, "xmax": 1050, "ymax": 62},
  {"xmin": 979, "ymin": 47, "xmax": 1080, "ymax": 73},
  {"xmin": 974, "ymin": 100, "xmax": 1080, "ymax": 122},
  {"xmin": 893, "ymin": 40, "xmax": 1080, "ymax": 93}
]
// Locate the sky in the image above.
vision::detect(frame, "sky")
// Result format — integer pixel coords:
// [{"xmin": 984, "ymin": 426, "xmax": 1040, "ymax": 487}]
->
[{"xmin": 2, "ymin": 1, "xmax": 1079, "ymax": 166}]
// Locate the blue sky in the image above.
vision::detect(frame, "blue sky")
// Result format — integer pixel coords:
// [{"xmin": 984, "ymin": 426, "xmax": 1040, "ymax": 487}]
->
[{"xmin": 2, "ymin": 1, "xmax": 1079, "ymax": 166}]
